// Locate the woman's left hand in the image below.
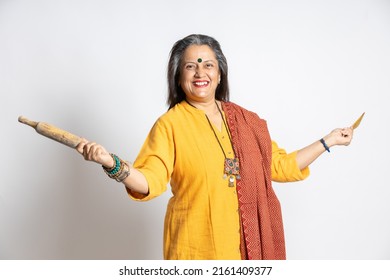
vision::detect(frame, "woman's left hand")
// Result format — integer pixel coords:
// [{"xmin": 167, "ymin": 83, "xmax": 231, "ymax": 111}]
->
[
  {"xmin": 323, "ymin": 127, "xmax": 354, "ymax": 147},
  {"xmin": 296, "ymin": 126, "xmax": 354, "ymax": 170}
]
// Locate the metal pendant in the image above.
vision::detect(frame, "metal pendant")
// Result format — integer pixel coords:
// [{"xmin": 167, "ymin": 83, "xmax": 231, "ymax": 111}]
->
[
  {"xmin": 224, "ymin": 158, "xmax": 240, "ymax": 176},
  {"xmin": 228, "ymin": 175, "xmax": 235, "ymax": 187}
]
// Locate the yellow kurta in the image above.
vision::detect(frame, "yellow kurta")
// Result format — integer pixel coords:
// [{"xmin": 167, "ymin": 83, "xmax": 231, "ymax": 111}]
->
[{"xmin": 128, "ymin": 101, "xmax": 309, "ymax": 260}]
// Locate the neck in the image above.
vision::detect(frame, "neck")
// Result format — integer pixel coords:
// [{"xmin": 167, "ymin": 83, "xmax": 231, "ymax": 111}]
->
[{"xmin": 186, "ymin": 98, "xmax": 221, "ymax": 116}]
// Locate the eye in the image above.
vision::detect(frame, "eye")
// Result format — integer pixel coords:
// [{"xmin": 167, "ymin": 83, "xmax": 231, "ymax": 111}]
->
[
  {"xmin": 206, "ymin": 63, "xmax": 214, "ymax": 68},
  {"xmin": 185, "ymin": 64, "xmax": 195, "ymax": 70}
]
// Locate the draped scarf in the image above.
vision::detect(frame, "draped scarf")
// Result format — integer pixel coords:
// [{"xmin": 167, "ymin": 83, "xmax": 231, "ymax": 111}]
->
[{"xmin": 222, "ymin": 101, "xmax": 286, "ymax": 260}]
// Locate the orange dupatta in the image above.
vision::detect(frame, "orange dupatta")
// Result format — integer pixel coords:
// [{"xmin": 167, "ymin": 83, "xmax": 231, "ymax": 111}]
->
[{"xmin": 222, "ymin": 101, "xmax": 286, "ymax": 260}]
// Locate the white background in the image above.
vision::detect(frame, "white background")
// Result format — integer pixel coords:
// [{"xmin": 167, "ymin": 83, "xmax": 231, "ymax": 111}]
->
[{"xmin": 1, "ymin": 0, "xmax": 389, "ymax": 260}]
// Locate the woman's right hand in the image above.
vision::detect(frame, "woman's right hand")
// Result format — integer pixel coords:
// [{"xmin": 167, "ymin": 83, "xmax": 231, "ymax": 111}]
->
[
  {"xmin": 76, "ymin": 139, "xmax": 149, "ymax": 195},
  {"xmin": 76, "ymin": 138, "xmax": 114, "ymax": 168}
]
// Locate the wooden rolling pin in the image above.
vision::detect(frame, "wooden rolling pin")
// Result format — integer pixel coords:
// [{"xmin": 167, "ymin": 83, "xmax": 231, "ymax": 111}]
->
[{"xmin": 18, "ymin": 116, "xmax": 82, "ymax": 148}]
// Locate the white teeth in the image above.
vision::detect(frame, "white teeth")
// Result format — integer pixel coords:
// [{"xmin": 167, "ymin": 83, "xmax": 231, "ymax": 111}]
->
[{"xmin": 194, "ymin": 81, "xmax": 208, "ymax": 86}]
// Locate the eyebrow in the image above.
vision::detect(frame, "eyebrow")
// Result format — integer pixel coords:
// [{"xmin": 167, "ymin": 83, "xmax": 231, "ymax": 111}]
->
[{"xmin": 183, "ymin": 59, "xmax": 216, "ymax": 64}]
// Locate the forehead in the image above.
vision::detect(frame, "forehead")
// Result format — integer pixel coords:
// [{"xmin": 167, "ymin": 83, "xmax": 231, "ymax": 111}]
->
[{"xmin": 182, "ymin": 44, "xmax": 217, "ymax": 62}]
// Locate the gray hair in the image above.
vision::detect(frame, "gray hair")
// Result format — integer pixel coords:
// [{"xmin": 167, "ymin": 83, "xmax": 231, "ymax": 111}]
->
[{"xmin": 167, "ymin": 34, "xmax": 229, "ymax": 109}]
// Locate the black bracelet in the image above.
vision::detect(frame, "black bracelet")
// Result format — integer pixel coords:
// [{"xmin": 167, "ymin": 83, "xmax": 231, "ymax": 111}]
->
[{"xmin": 320, "ymin": 138, "xmax": 330, "ymax": 153}]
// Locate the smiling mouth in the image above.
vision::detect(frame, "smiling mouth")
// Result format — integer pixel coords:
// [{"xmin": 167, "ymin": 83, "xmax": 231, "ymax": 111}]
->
[{"xmin": 193, "ymin": 81, "xmax": 209, "ymax": 87}]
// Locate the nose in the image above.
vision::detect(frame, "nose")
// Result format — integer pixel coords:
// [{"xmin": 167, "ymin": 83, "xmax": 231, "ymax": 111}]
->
[{"xmin": 194, "ymin": 66, "xmax": 205, "ymax": 77}]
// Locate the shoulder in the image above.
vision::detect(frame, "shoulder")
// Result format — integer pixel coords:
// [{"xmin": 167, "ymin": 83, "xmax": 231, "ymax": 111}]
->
[
  {"xmin": 155, "ymin": 102, "xmax": 186, "ymax": 124},
  {"xmin": 222, "ymin": 101, "xmax": 266, "ymax": 122},
  {"xmin": 150, "ymin": 101, "xmax": 191, "ymax": 133}
]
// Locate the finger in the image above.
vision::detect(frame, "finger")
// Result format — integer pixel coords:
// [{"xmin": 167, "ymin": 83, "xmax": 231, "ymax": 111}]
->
[
  {"xmin": 89, "ymin": 144, "xmax": 104, "ymax": 161},
  {"xmin": 85, "ymin": 143, "xmax": 107, "ymax": 163},
  {"xmin": 342, "ymin": 128, "xmax": 353, "ymax": 145},
  {"xmin": 83, "ymin": 142, "xmax": 96, "ymax": 160},
  {"xmin": 76, "ymin": 143, "xmax": 84, "ymax": 154},
  {"xmin": 76, "ymin": 138, "xmax": 89, "ymax": 154},
  {"xmin": 343, "ymin": 127, "xmax": 353, "ymax": 137}
]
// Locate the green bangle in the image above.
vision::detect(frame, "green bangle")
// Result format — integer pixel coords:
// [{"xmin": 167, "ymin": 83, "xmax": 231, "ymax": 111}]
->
[
  {"xmin": 103, "ymin": 154, "xmax": 121, "ymax": 174},
  {"xmin": 102, "ymin": 154, "xmax": 131, "ymax": 182}
]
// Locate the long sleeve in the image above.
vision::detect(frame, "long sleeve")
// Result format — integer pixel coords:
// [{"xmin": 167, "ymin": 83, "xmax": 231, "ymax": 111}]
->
[
  {"xmin": 271, "ymin": 141, "xmax": 310, "ymax": 183},
  {"xmin": 127, "ymin": 118, "xmax": 175, "ymax": 201}
]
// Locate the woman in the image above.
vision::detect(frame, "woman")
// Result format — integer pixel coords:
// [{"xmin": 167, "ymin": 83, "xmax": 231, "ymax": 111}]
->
[{"xmin": 76, "ymin": 34, "xmax": 353, "ymax": 260}]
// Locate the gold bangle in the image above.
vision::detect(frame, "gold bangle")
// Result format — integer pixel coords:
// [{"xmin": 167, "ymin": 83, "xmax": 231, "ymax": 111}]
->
[
  {"xmin": 103, "ymin": 155, "xmax": 131, "ymax": 182},
  {"xmin": 114, "ymin": 161, "xmax": 131, "ymax": 182}
]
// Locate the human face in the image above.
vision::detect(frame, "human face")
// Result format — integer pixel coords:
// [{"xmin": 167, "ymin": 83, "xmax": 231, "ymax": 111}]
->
[{"xmin": 179, "ymin": 44, "xmax": 220, "ymax": 104}]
